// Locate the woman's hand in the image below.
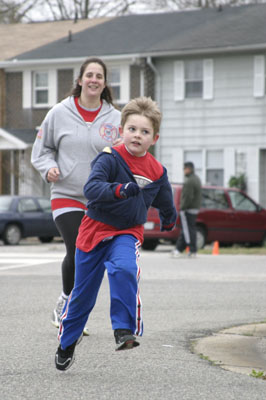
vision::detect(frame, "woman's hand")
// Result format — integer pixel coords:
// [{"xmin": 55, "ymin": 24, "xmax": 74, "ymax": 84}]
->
[
  {"xmin": 47, "ymin": 167, "xmax": 60, "ymax": 182},
  {"xmin": 113, "ymin": 137, "xmax": 123, "ymax": 146}
]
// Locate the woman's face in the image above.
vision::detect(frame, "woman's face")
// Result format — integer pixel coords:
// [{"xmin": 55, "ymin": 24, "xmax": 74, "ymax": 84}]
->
[{"xmin": 78, "ymin": 62, "xmax": 106, "ymax": 100}]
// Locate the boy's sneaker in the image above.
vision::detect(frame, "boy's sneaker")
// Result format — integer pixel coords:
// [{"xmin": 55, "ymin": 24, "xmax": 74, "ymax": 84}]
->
[
  {"xmin": 114, "ymin": 329, "xmax": 140, "ymax": 351},
  {"xmin": 55, "ymin": 340, "xmax": 77, "ymax": 371},
  {"xmin": 188, "ymin": 252, "xmax": 197, "ymax": 258},
  {"xmin": 51, "ymin": 296, "xmax": 66, "ymax": 328}
]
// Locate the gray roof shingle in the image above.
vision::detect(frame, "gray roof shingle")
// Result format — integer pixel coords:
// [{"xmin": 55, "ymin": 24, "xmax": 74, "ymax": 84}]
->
[{"xmin": 9, "ymin": 3, "xmax": 266, "ymax": 61}]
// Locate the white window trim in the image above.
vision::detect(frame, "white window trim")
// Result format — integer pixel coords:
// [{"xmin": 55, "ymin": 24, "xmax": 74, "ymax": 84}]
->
[
  {"xmin": 174, "ymin": 61, "xmax": 185, "ymax": 101},
  {"xmin": 203, "ymin": 59, "xmax": 213, "ymax": 100},
  {"xmin": 23, "ymin": 69, "xmax": 57, "ymax": 109},
  {"xmin": 33, "ymin": 71, "xmax": 49, "ymax": 108},
  {"xmin": 109, "ymin": 63, "xmax": 129, "ymax": 105},
  {"xmin": 205, "ymin": 149, "xmax": 224, "ymax": 186},
  {"xmin": 174, "ymin": 59, "xmax": 213, "ymax": 101},
  {"xmin": 253, "ymin": 55, "xmax": 265, "ymax": 98}
]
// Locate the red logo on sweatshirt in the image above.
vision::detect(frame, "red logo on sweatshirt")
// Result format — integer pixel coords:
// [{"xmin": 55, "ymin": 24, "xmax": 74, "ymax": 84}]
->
[
  {"xmin": 99, "ymin": 124, "xmax": 118, "ymax": 142},
  {"xmin": 37, "ymin": 128, "xmax": 43, "ymax": 139}
]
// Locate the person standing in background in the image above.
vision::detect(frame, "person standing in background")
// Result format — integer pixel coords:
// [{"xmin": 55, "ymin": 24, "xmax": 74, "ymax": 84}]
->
[
  {"xmin": 172, "ymin": 162, "xmax": 202, "ymax": 258},
  {"xmin": 31, "ymin": 58, "xmax": 121, "ymax": 333}
]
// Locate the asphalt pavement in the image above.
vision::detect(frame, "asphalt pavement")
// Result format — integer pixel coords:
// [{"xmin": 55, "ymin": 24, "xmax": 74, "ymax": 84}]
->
[{"xmin": 1, "ymin": 241, "xmax": 266, "ymax": 399}]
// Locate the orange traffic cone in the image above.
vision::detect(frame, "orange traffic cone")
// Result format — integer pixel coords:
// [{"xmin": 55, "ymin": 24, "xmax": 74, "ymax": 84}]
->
[
  {"xmin": 185, "ymin": 246, "xmax": 190, "ymax": 254},
  {"xmin": 212, "ymin": 241, "xmax": 219, "ymax": 255}
]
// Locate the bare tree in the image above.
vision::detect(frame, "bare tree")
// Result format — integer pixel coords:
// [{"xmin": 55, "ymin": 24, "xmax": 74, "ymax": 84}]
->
[
  {"xmin": 1, "ymin": 0, "xmax": 266, "ymax": 23},
  {"xmin": 0, "ymin": 0, "xmax": 39, "ymax": 23}
]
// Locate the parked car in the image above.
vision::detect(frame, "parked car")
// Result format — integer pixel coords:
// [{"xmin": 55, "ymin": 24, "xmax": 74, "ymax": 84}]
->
[
  {"xmin": 0, "ymin": 195, "xmax": 60, "ymax": 245},
  {"xmin": 143, "ymin": 184, "xmax": 266, "ymax": 250}
]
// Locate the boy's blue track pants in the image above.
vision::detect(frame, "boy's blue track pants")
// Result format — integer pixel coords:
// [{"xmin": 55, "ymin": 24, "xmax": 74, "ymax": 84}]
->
[{"xmin": 58, "ymin": 235, "xmax": 143, "ymax": 349}]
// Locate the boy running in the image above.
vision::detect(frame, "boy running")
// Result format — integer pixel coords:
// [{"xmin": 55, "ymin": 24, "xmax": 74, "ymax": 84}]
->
[{"xmin": 55, "ymin": 96, "xmax": 177, "ymax": 371}]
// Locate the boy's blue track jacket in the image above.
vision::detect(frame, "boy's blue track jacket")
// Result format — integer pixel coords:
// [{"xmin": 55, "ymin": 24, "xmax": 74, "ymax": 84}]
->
[{"xmin": 84, "ymin": 147, "xmax": 177, "ymax": 230}]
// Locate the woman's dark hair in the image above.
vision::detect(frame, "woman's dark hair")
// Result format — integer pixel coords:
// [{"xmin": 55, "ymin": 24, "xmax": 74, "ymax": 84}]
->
[{"xmin": 70, "ymin": 57, "xmax": 114, "ymax": 104}]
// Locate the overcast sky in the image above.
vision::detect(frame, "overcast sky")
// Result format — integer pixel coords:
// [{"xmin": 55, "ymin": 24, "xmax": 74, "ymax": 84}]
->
[{"xmin": 23, "ymin": 0, "xmax": 176, "ymax": 22}]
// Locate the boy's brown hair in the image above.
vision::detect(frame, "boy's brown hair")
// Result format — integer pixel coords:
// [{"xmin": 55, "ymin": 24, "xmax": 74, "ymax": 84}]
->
[{"xmin": 121, "ymin": 96, "xmax": 162, "ymax": 137}]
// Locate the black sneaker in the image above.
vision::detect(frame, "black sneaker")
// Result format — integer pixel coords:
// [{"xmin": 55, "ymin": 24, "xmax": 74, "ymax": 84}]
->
[
  {"xmin": 114, "ymin": 329, "xmax": 140, "ymax": 351},
  {"xmin": 55, "ymin": 341, "xmax": 77, "ymax": 371}
]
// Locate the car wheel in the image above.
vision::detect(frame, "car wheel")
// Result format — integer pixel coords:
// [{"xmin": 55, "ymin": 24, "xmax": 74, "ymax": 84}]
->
[
  {"xmin": 196, "ymin": 226, "xmax": 206, "ymax": 249},
  {"xmin": 39, "ymin": 236, "xmax": 54, "ymax": 243},
  {"xmin": 141, "ymin": 239, "xmax": 158, "ymax": 251},
  {"xmin": 3, "ymin": 224, "xmax": 22, "ymax": 245}
]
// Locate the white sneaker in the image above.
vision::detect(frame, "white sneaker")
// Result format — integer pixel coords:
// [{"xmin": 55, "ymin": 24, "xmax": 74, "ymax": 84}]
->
[
  {"xmin": 82, "ymin": 326, "xmax": 89, "ymax": 336},
  {"xmin": 171, "ymin": 249, "xmax": 183, "ymax": 258},
  {"xmin": 51, "ymin": 295, "xmax": 66, "ymax": 328},
  {"xmin": 51, "ymin": 296, "xmax": 90, "ymax": 336},
  {"xmin": 188, "ymin": 252, "xmax": 197, "ymax": 258}
]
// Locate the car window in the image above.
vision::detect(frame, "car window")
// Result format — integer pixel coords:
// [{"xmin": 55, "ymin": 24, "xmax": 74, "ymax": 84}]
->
[
  {"xmin": 18, "ymin": 198, "xmax": 39, "ymax": 213},
  {"xmin": 0, "ymin": 197, "xmax": 12, "ymax": 211},
  {"xmin": 37, "ymin": 198, "xmax": 52, "ymax": 213},
  {"xmin": 228, "ymin": 191, "xmax": 257, "ymax": 211},
  {"xmin": 201, "ymin": 189, "xmax": 229, "ymax": 210}
]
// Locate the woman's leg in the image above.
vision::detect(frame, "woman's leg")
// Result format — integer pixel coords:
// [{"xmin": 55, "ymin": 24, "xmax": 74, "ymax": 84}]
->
[
  {"xmin": 51, "ymin": 211, "xmax": 84, "ymax": 328},
  {"xmin": 55, "ymin": 211, "xmax": 85, "ymax": 295}
]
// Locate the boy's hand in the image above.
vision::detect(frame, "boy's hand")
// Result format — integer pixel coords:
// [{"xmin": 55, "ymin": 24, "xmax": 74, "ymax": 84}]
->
[
  {"xmin": 161, "ymin": 222, "xmax": 175, "ymax": 231},
  {"xmin": 119, "ymin": 182, "xmax": 140, "ymax": 199}
]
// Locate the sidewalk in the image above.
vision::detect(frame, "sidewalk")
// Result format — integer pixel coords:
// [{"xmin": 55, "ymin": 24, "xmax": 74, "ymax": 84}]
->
[{"xmin": 193, "ymin": 322, "xmax": 266, "ymax": 378}]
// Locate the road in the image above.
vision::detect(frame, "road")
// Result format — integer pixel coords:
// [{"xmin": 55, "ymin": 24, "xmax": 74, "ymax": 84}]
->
[{"xmin": 1, "ymin": 242, "xmax": 266, "ymax": 399}]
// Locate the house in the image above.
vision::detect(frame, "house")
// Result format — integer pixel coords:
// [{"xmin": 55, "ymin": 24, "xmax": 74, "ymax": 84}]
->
[
  {"xmin": 1, "ymin": 3, "xmax": 266, "ymax": 206},
  {"xmin": 0, "ymin": 17, "xmax": 109, "ymax": 195}
]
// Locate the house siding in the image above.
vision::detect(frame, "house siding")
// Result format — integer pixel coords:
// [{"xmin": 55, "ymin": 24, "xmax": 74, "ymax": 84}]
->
[
  {"xmin": 6, "ymin": 72, "xmax": 48, "ymax": 130},
  {"xmin": 58, "ymin": 69, "xmax": 73, "ymax": 102},
  {"xmin": 130, "ymin": 65, "xmax": 141, "ymax": 99},
  {"xmin": 154, "ymin": 55, "xmax": 266, "ymax": 203}
]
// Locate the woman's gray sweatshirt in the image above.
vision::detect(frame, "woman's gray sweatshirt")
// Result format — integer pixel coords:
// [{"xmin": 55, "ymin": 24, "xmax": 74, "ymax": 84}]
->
[{"xmin": 31, "ymin": 96, "xmax": 121, "ymax": 204}]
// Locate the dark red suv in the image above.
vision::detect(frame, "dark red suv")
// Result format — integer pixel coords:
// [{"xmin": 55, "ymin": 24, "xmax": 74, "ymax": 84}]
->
[{"xmin": 143, "ymin": 184, "xmax": 266, "ymax": 250}]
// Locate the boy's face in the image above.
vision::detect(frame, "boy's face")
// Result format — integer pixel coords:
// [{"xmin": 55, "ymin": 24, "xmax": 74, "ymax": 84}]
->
[{"xmin": 120, "ymin": 114, "xmax": 159, "ymax": 157}]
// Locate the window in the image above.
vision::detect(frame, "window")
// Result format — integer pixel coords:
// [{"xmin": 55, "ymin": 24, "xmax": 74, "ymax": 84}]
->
[
  {"xmin": 185, "ymin": 60, "xmax": 203, "ymax": 98},
  {"xmin": 228, "ymin": 191, "xmax": 257, "ymax": 212},
  {"xmin": 23, "ymin": 69, "xmax": 57, "ymax": 108},
  {"xmin": 201, "ymin": 189, "xmax": 229, "ymax": 210},
  {"xmin": 108, "ymin": 64, "xmax": 129, "ymax": 105},
  {"xmin": 33, "ymin": 71, "xmax": 49, "ymax": 106},
  {"xmin": 174, "ymin": 59, "xmax": 213, "ymax": 101},
  {"xmin": 38, "ymin": 198, "xmax": 52, "ymax": 213},
  {"xmin": 0, "ymin": 196, "xmax": 12, "ymax": 211},
  {"xmin": 184, "ymin": 150, "xmax": 203, "ymax": 180},
  {"xmin": 206, "ymin": 150, "xmax": 224, "ymax": 186},
  {"xmin": 18, "ymin": 198, "xmax": 39, "ymax": 213}
]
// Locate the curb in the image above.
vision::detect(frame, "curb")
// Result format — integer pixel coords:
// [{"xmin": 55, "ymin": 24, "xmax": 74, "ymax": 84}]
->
[{"xmin": 192, "ymin": 322, "xmax": 266, "ymax": 378}]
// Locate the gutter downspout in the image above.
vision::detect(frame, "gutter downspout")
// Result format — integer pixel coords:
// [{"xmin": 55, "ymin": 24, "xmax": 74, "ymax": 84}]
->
[{"xmin": 146, "ymin": 56, "xmax": 161, "ymax": 161}]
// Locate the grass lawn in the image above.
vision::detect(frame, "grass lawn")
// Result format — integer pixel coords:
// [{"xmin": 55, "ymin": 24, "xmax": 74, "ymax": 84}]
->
[{"xmin": 199, "ymin": 244, "xmax": 266, "ymax": 255}]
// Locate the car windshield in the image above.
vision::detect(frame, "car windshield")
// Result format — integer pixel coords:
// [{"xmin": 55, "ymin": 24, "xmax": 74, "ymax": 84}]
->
[{"xmin": 0, "ymin": 197, "xmax": 12, "ymax": 211}]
